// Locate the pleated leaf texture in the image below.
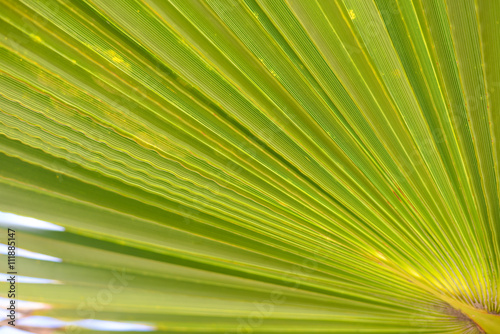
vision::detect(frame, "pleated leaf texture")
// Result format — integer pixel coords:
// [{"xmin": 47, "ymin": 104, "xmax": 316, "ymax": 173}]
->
[{"xmin": 0, "ymin": 0, "xmax": 499, "ymax": 333}]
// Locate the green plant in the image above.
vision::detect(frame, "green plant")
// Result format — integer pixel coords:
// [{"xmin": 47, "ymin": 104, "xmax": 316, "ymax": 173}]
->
[{"xmin": 0, "ymin": 0, "xmax": 499, "ymax": 333}]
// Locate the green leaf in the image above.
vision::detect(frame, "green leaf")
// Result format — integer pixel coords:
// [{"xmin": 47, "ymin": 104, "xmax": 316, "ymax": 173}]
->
[{"xmin": 0, "ymin": 0, "xmax": 498, "ymax": 333}]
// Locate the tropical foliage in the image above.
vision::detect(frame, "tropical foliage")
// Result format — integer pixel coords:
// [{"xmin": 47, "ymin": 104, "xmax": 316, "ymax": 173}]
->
[{"xmin": 0, "ymin": 0, "xmax": 499, "ymax": 333}]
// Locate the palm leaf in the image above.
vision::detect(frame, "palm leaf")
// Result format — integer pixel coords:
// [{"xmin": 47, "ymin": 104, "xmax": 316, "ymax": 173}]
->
[{"xmin": 0, "ymin": 0, "xmax": 499, "ymax": 333}]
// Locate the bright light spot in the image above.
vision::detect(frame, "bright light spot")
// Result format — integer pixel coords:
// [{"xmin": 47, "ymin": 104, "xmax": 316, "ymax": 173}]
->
[
  {"xmin": 71, "ymin": 319, "xmax": 156, "ymax": 331},
  {"xmin": 18, "ymin": 316, "xmax": 65, "ymax": 328},
  {"xmin": 0, "ymin": 298, "xmax": 51, "ymax": 311},
  {"xmin": 7, "ymin": 316, "xmax": 156, "ymax": 332},
  {"xmin": 0, "ymin": 274, "xmax": 60, "ymax": 284},
  {"xmin": 0, "ymin": 327, "xmax": 36, "ymax": 334},
  {"xmin": 0, "ymin": 244, "xmax": 62, "ymax": 262},
  {"xmin": 0, "ymin": 212, "xmax": 65, "ymax": 231},
  {"xmin": 10, "ymin": 318, "xmax": 156, "ymax": 332},
  {"xmin": 408, "ymin": 269, "xmax": 421, "ymax": 278},
  {"xmin": 375, "ymin": 252, "xmax": 387, "ymax": 261}
]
